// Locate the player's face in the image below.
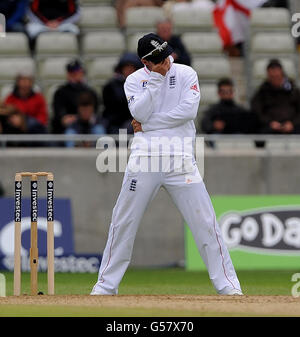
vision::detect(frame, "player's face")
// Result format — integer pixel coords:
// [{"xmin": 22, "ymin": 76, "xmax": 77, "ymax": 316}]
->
[{"xmin": 142, "ymin": 56, "xmax": 171, "ymax": 71}]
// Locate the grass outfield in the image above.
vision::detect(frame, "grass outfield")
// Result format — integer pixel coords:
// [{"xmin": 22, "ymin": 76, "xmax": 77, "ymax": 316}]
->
[
  {"xmin": 0, "ymin": 269, "xmax": 299, "ymax": 316},
  {"xmin": 0, "ymin": 269, "xmax": 296, "ymax": 295}
]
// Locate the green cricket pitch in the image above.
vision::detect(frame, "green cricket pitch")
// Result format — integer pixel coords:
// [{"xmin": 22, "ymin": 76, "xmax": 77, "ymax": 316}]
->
[{"xmin": 0, "ymin": 269, "xmax": 299, "ymax": 316}]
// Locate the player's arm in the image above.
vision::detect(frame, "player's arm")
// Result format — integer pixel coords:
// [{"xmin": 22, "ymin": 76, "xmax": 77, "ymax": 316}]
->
[
  {"xmin": 141, "ymin": 69, "xmax": 200, "ymax": 131},
  {"xmin": 124, "ymin": 71, "xmax": 165, "ymax": 124}
]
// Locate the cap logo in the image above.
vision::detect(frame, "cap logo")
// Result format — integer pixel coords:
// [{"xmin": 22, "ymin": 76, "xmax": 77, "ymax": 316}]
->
[
  {"xmin": 151, "ymin": 40, "xmax": 164, "ymax": 51},
  {"xmin": 141, "ymin": 40, "xmax": 168, "ymax": 60}
]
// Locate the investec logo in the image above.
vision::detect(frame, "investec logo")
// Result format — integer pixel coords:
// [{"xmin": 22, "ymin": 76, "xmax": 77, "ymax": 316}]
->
[
  {"xmin": 15, "ymin": 182, "xmax": 22, "ymax": 222},
  {"xmin": 219, "ymin": 206, "xmax": 300, "ymax": 253},
  {"xmin": 31, "ymin": 182, "xmax": 38, "ymax": 222},
  {"xmin": 47, "ymin": 181, "xmax": 54, "ymax": 221}
]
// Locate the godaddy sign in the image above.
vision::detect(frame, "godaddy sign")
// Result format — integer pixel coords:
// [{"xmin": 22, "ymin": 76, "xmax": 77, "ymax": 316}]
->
[
  {"xmin": 185, "ymin": 196, "xmax": 300, "ymax": 270},
  {"xmin": 219, "ymin": 207, "xmax": 300, "ymax": 253}
]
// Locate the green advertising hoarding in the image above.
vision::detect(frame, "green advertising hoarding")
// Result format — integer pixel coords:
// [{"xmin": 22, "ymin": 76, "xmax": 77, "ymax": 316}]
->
[{"xmin": 185, "ymin": 196, "xmax": 300, "ymax": 270}]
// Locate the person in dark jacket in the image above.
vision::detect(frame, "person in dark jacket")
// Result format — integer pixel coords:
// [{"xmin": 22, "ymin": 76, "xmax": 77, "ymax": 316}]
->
[
  {"xmin": 26, "ymin": 0, "xmax": 80, "ymax": 39},
  {"xmin": 102, "ymin": 53, "xmax": 143, "ymax": 134},
  {"xmin": 251, "ymin": 59, "xmax": 300, "ymax": 134},
  {"xmin": 156, "ymin": 19, "xmax": 191, "ymax": 66},
  {"xmin": 52, "ymin": 59, "xmax": 99, "ymax": 134},
  {"xmin": 65, "ymin": 91, "xmax": 105, "ymax": 147},
  {"xmin": 0, "ymin": 0, "xmax": 28, "ymax": 33},
  {"xmin": 201, "ymin": 78, "xmax": 256, "ymax": 134}
]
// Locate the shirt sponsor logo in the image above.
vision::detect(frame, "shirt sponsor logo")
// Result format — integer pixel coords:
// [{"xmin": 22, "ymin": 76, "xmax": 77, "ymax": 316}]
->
[
  {"xmin": 190, "ymin": 83, "xmax": 199, "ymax": 92},
  {"xmin": 141, "ymin": 80, "xmax": 148, "ymax": 88},
  {"xmin": 169, "ymin": 76, "xmax": 176, "ymax": 88},
  {"xmin": 129, "ymin": 179, "xmax": 137, "ymax": 192},
  {"xmin": 127, "ymin": 96, "xmax": 135, "ymax": 105}
]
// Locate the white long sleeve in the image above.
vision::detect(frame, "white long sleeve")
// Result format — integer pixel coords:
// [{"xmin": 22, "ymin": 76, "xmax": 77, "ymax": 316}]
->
[
  {"xmin": 125, "ymin": 62, "xmax": 200, "ymax": 157},
  {"xmin": 141, "ymin": 69, "xmax": 200, "ymax": 131},
  {"xmin": 124, "ymin": 70, "xmax": 165, "ymax": 124}
]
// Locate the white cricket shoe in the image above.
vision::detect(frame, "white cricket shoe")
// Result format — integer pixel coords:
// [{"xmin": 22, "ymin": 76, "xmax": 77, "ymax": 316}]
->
[
  {"xmin": 219, "ymin": 286, "xmax": 243, "ymax": 296},
  {"xmin": 90, "ymin": 284, "xmax": 115, "ymax": 295}
]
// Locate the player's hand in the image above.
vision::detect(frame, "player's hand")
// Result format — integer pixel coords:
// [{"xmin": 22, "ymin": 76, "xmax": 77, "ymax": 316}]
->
[
  {"xmin": 152, "ymin": 58, "xmax": 170, "ymax": 76},
  {"xmin": 131, "ymin": 119, "xmax": 143, "ymax": 133}
]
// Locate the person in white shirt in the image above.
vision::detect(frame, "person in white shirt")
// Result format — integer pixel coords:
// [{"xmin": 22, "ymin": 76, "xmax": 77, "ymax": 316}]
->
[{"xmin": 91, "ymin": 33, "xmax": 242, "ymax": 296}]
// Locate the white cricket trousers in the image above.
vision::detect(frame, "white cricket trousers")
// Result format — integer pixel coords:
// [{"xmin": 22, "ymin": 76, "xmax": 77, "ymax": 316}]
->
[{"xmin": 93, "ymin": 158, "xmax": 241, "ymax": 295}]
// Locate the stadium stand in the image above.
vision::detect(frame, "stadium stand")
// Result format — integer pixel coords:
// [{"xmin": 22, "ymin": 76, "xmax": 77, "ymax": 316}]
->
[
  {"xmin": 181, "ymin": 32, "xmax": 223, "ymax": 57},
  {"xmin": 35, "ymin": 32, "xmax": 79, "ymax": 60},
  {"xmin": 82, "ymin": 31, "xmax": 126, "ymax": 59},
  {"xmin": 192, "ymin": 57, "xmax": 231, "ymax": 83},
  {"xmin": 125, "ymin": 7, "xmax": 166, "ymax": 34},
  {"xmin": 250, "ymin": 7, "xmax": 291, "ymax": 32},
  {"xmin": 171, "ymin": 6, "xmax": 214, "ymax": 33},
  {"xmin": 0, "ymin": 32, "xmax": 30, "ymax": 57},
  {"xmin": 79, "ymin": 6, "xmax": 118, "ymax": 32},
  {"xmin": 0, "ymin": 58, "xmax": 35, "ymax": 84},
  {"xmin": 87, "ymin": 57, "xmax": 120, "ymax": 87}
]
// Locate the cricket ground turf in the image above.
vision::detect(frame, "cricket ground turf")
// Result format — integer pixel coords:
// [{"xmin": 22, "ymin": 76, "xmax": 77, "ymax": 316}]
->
[{"xmin": 0, "ymin": 269, "xmax": 299, "ymax": 317}]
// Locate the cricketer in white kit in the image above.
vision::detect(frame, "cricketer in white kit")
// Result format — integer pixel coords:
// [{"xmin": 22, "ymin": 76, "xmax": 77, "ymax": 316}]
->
[{"xmin": 91, "ymin": 33, "xmax": 242, "ymax": 296}]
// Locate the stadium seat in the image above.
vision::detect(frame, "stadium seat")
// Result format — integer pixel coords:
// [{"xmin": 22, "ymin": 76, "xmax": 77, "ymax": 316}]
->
[
  {"xmin": 250, "ymin": 8, "xmax": 290, "ymax": 32},
  {"xmin": 87, "ymin": 57, "xmax": 119, "ymax": 86},
  {"xmin": 0, "ymin": 84, "xmax": 13, "ymax": 99},
  {"xmin": 181, "ymin": 32, "xmax": 223, "ymax": 57},
  {"xmin": 192, "ymin": 57, "xmax": 231, "ymax": 82},
  {"xmin": 82, "ymin": 32, "xmax": 126, "ymax": 59},
  {"xmin": 0, "ymin": 58, "xmax": 35, "ymax": 83},
  {"xmin": 199, "ymin": 83, "xmax": 218, "ymax": 107},
  {"xmin": 127, "ymin": 33, "xmax": 145, "ymax": 53},
  {"xmin": 43, "ymin": 83, "xmax": 61, "ymax": 119},
  {"xmin": 36, "ymin": 32, "xmax": 78, "ymax": 59},
  {"xmin": 250, "ymin": 33, "xmax": 296, "ymax": 57},
  {"xmin": 172, "ymin": 6, "xmax": 214, "ymax": 33},
  {"xmin": 125, "ymin": 7, "xmax": 166, "ymax": 34},
  {"xmin": 38, "ymin": 57, "xmax": 74, "ymax": 85},
  {"xmin": 0, "ymin": 32, "xmax": 30, "ymax": 57},
  {"xmin": 79, "ymin": 6, "xmax": 118, "ymax": 31}
]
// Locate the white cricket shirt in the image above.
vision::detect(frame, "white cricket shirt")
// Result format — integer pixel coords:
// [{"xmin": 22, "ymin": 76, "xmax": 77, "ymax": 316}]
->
[{"xmin": 124, "ymin": 57, "xmax": 201, "ymax": 157}]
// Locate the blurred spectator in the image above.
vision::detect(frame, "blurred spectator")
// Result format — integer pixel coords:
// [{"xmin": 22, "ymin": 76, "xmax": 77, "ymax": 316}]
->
[
  {"xmin": 114, "ymin": 0, "xmax": 166, "ymax": 29},
  {"xmin": 261, "ymin": 0, "xmax": 288, "ymax": 7},
  {"xmin": 0, "ymin": 0, "xmax": 28, "ymax": 33},
  {"xmin": 26, "ymin": 0, "xmax": 80, "ymax": 40},
  {"xmin": 52, "ymin": 59, "xmax": 99, "ymax": 134},
  {"xmin": 156, "ymin": 19, "xmax": 191, "ymax": 66},
  {"xmin": 65, "ymin": 91, "xmax": 105, "ymax": 148},
  {"xmin": 201, "ymin": 78, "xmax": 257, "ymax": 134},
  {"xmin": 251, "ymin": 59, "xmax": 300, "ymax": 135},
  {"xmin": 4, "ymin": 73, "xmax": 48, "ymax": 134},
  {"xmin": 0, "ymin": 181, "xmax": 4, "ymax": 197},
  {"xmin": 0, "ymin": 100, "xmax": 23, "ymax": 134},
  {"xmin": 102, "ymin": 53, "xmax": 143, "ymax": 134}
]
